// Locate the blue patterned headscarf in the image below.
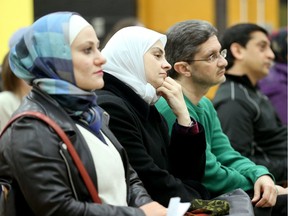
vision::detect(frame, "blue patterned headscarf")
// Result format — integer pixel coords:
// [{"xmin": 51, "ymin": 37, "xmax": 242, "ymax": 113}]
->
[{"xmin": 9, "ymin": 11, "xmax": 102, "ymax": 133}]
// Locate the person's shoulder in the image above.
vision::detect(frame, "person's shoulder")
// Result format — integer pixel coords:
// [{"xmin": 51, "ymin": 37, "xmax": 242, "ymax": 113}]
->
[
  {"xmin": 213, "ymin": 79, "xmax": 247, "ymax": 105},
  {"xmin": 96, "ymin": 89, "xmax": 128, "ymax": 110},
  {"xmin": 97, "ymin": 89, "xmax": 121, "ymax": 102},
  {"xmin": 0, "ymin": 91, "xmax": 17, "ymax": 99},
  {"xmin": 0, "ymin": 91, "xmax": 20, "ymax": 106}
]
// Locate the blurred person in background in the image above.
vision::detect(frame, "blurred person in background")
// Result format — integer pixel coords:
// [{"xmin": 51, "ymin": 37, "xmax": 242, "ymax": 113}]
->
[
  {"xmin": 0, "ymin": 27, "xmax": 32, "ymax": 131},
  {"xmin": 258, "ymin": 27, "xmax": 287, "ymax": 125},
  {"xmin": 213, "ymin": 23, "xmax": 287, "ymax": 189},
  {"xmin": 0, "ymin": 27, "xmax": 29, "ymax": 92}
]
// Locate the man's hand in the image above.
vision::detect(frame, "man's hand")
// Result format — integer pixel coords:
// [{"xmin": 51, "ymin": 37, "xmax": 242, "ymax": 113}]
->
[{"xmin": 252, "ymin": 175, "xmax": 277, "ymax": 207}]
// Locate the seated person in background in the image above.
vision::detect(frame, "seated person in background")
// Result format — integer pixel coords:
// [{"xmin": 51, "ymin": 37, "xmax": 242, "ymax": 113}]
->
[
  {"xmin": 0, "ymin": 52, "xmax": 31, "ymax": 131},
  {"xmin": 0, "ymin": 11, "xmax": 167, "ymax": 216},
  {"xmin": 0, "ymin": 27, "xmax": 28, "ymax": 93},
  {"xmin": 0, "ymin": 27, "xmax": 31, "ymax": 131},
  {"xmin": 258, "ymin": 27, "xmax": 287, "ymax": 125},
  {"xmin": 96, "ymin": 26, "xmax": 230, "ymax": 215},
  {"xmin": 156, "ymin": 19, "xmax": 287, "ymax": 216},
  {"xmin": 213, "ymin": 23, "xmax": 287, "ymax": 187}
]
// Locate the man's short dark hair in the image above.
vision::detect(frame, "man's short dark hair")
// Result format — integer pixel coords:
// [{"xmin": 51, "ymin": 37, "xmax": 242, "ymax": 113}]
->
[
  {"xmin": 165, "ymin": 20, "xmax": 217, "ymax": 78},
  {"xmin": 220, "ymin": 23, "xmax": 269, "ymax": 70}
]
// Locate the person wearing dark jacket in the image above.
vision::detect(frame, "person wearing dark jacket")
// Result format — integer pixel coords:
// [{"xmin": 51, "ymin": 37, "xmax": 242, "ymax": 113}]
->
[
  {"xmin": 0, "ymin": 12, "xmax": 167, "ymax": 216},
  {"xmin": 213, "ymin": 23, "xmax": 287, "ymax": 186},
  {"xmin": 96, "ymin": 26, "xmax": 222, "ymax": 208},
  {"xmin": 213, "ymin": 23, "xmax": 287, "ymax": 216}
]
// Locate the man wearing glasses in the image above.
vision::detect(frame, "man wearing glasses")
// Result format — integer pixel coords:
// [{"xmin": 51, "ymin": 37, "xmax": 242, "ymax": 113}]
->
[{"xmin": 156, "ymin": 20, "xmax": 287, "ymax": 216}]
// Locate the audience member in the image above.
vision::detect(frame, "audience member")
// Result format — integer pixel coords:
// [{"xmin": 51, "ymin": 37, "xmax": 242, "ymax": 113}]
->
[
  {"xmin": 213, "ymin": 23, "xmax": 287, "ymax": 187},
  {"xmin": 0, "ymin": 27, "xmax": 31, "ymax": 131},
  {"xmin": 0, "ymin": 11, "xmax": 167, "ymax": 216},
  {"xmin": 96, "ymin": 26, "xmax": 230, "ymax": 215},
  {"xmin": 156, "ymin": 19, "xmax": 287, "ymax": 216},
  {"xmin": 258, "ymin": 27, "xmax": 287, "ymax": 125},
  {"xmin": 0, "ymin": 27, "xmax": 29, "ymax": 92}
]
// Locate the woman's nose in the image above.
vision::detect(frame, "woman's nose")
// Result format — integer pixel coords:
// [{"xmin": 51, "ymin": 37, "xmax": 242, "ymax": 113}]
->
[
  {"xmin": 163, "ymin": 59, "xmax": 172, "ymax": 70},
  {"xmin": 95, "ymin": 51, "xmax": 107, "ymax": 65}
]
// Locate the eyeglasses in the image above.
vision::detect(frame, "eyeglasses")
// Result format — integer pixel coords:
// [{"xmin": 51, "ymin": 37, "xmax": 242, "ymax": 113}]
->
[{"xmin": 189, "ymin": 49, "xmax": 227, "ymax": 63}]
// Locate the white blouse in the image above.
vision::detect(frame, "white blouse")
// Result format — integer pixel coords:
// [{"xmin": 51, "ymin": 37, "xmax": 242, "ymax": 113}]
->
[
  {"xmin": 76, "ymin": 124, "xmax": 127, "ymax": 206},
  {"xmin": 0, "ymin": 91, "xmax": 21, "ymax": 132}
]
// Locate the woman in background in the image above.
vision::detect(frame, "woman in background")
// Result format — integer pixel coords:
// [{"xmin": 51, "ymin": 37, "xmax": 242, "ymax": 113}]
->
[{"xmin": 0, "ymin": 52, "xmax": 31, "ymax": 131}]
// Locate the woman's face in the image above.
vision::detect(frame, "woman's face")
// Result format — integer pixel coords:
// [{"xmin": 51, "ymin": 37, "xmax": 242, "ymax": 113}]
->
[
  {"xmin": 71, "ymin": 26, "xmax": 106, "ymax": 91},
  {"xmin": 144, "ymin": 40, "xmax": 171, "ymax": 88}
]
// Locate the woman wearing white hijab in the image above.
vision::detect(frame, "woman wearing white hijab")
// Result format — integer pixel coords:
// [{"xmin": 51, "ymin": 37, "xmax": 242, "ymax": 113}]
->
[{"xmin": 97, "ymin": 26, "xmax": 212, "ymax": 207}]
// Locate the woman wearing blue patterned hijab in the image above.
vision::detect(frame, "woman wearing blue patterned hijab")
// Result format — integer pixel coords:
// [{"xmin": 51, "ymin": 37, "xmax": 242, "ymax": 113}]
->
[
  {"xmin": 9, "ymin": 11, "xmax": 104, "ymax": 133},
  {"xmin": 0, "ymin": 11, "xmax": 167, "ymax": 216}
]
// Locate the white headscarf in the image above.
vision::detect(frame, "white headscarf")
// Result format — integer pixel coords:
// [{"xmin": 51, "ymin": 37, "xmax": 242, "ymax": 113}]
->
[
  {"xmin": 69, "ymin": 15, "xmax": 91, "ymax": 45},
  {"xmin": 101, "ymin": 26, "xmax": 167, "ymax": 105}
]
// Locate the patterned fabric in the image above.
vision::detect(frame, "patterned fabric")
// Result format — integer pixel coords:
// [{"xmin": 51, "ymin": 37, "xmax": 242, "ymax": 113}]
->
[
  {"xmin": 189, "ymin": 199, "xmax": 230, "ymax": 216},
  {"xmin": 9, "ymin": 11, "xmax": 102, "ymax": 133}
]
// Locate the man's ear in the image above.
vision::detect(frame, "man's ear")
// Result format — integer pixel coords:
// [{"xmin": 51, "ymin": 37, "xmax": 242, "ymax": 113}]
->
[
  {"xmin": 174, "ymin": 61, "xmax": 191, "ymax": 77},
  {"xmin": 230, "ymin": 42, "xmax": 244, "ymax": 60}
]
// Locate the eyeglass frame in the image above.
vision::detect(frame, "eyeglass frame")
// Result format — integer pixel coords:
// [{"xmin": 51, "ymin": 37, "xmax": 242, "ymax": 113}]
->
[{"xmin": 186, "ymin": 49, "xmax": 227, "ymax": 63}]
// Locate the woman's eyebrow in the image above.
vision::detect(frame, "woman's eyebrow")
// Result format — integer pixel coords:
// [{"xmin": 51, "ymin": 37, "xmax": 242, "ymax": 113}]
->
[{"xmin": 150, "ymin": 47, "xmax": 164, "ymax": 54}]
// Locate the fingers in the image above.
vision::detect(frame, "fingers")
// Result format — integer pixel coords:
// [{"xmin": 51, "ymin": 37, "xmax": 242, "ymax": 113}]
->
[
  {"xmin": 159, "ymin": 77, "xmax": 184, "ymax": 102},
  {"xmin": 251, "ymin": 189, "xmax": 261, "ymax": 204},
  {"xmin": 157, "ymin": 77, "xmax": 181, "ymax": 96},
  {"xmin": 253, "ymin": 186, "xmax": 277, "ymax": 207},
  {"xmin": 156, "ymin": 77, "xmax": 190, "ymax": 124}
]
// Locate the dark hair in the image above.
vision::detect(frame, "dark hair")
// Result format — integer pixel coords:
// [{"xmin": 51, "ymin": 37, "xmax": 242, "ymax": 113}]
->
[
  {"xmin": 220, "ymin": 23, "xmax": 269, "ymax": 70},
  {"xmin": 165, "ymin": 20, "xmax": 217, "ymax": 78},
  {"xmin": 1, "ymin": 52, "xmax": 23, "ymax": 93},
  {"xmin": 270, "ymin": 27, "xmax": 287, "ymax": 63}
]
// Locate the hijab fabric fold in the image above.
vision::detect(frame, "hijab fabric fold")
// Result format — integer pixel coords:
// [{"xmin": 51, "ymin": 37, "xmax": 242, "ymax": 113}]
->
[
  {"xmin": 101, "ymin": 26, "xmax": 167, "ymax": 105},
  {"xmin": 9, "ymin": 11, "xmax": 102, "ymax": 133}
]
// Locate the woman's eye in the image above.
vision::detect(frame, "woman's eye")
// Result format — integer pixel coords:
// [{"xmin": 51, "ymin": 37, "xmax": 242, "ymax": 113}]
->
[
  {"xmin": 154, "ymin": 53, "xmax": 162, "ymax": 58},
  {"xmin": 84, "ymin": 47, "xmax": 93, "ymax": 54}
]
